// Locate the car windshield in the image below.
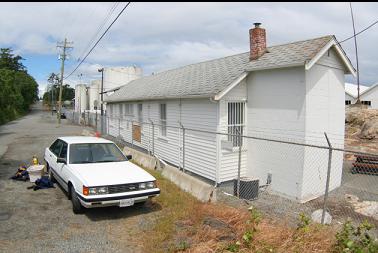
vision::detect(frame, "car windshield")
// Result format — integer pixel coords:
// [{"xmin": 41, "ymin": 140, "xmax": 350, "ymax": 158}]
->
[{"xmin": 69, "ymin": 143, "xmax": 127, "ymax": 164}]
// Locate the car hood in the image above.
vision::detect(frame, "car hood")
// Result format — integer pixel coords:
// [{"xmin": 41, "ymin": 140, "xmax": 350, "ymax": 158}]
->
[{"xmin": 69, "ymin": 161, "xmax": 156, "ymax": 186}]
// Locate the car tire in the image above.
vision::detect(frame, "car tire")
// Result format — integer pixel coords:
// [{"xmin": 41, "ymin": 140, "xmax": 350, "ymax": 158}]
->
[
  {"xmin": 70, "ymin": 186, "xmax": 84, "ymax": 214},
  {"xmin": 48, "ymin": 165, "xmax": 57, "ymax": 183}
]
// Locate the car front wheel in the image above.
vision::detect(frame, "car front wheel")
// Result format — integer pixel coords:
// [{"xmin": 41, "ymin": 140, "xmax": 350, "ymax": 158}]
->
[
  {"xmin": 70, "ymin": 186, "xmax": 84, "ymax": 214},
  {"xmin": 47, "ymin": 165, "xmax": 56, "ymax": 183}
]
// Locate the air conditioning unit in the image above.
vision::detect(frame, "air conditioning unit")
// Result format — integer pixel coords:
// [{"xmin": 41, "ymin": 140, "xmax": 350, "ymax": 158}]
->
[{"xmin": 234, "ymin": 177, "xmax": 259, "ymax": 200}]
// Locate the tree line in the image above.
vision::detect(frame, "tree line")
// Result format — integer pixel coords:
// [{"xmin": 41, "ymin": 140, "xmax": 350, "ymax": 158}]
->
[
  {"xmin": 42, "ymin": 72, "xmax": 75, "ymax": 108},
  {"xmin": 0, "ymin": 48, "xmax": 39, "ymax": 124}
]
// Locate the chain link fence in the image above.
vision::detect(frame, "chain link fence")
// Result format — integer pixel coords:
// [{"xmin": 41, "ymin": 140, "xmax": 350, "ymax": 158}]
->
[{"xmin": 66, "ymin": 110, "xmax": 378, "ymax": 233}]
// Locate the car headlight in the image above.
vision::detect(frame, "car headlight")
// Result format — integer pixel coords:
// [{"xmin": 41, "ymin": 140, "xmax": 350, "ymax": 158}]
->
[
  {"xmin": 139, "ymin": 182, "xmax": 146, "ymax": 189},
  {"xmin": 88, "ymin": 186, "xmax": 108, "ymax": 195},
  {"xmin": 147, "ymin": 181, "xmax": 156, "ymax": 188}
]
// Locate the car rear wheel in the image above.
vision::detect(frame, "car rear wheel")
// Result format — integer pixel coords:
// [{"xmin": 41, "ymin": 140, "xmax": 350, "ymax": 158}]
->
[{"xmin": 70, "ymin": 186, "xmax": 84, "ymax": 214}]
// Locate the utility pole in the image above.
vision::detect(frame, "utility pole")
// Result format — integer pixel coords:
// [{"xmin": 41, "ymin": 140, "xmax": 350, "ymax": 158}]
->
[
  {"xmin": 57, "ymin": 38, "xmax": 73, "ymax": 123},
  {"xmin": 98, "ymin": 68, "xmax": 104, "ymax": 133},
  {"xmin": 350, "ymin": 2, "xmax": 360, "ymax": 104}
]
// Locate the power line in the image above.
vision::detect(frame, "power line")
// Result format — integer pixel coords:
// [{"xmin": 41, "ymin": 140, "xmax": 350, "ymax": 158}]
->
[
  {"xmin": 64, "ymin": 2, "xmax": 131, "ymax": 80},
  {"xmin": 76, "ymin": 2, "xmax": 120, "ymax": 63},
  {"xmin": 339, "ymin": 19, "xmax": 378, "ymax": 43}
]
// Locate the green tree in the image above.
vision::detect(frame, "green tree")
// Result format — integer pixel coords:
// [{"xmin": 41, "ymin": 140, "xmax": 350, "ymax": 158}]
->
[{"xmin": 0, "ymin": 48, "xmax": 39, "ymax": 124}]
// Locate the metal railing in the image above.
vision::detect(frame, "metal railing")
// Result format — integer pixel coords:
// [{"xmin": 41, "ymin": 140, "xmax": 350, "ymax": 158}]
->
[{"xmin": 66, "ymin": 111, "xmax": 378, "ymax": 231}]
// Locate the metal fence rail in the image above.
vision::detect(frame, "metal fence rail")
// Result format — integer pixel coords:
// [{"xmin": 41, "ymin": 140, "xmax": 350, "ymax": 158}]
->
[{"xmin": 66, "ymin": 110, "xmax": 378, "ymax": 231}]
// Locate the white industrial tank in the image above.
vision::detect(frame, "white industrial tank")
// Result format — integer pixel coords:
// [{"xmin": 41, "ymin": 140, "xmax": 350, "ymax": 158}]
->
[
  {"xmin": 103, "ymin": 66, "xmax": 143, "ymax": 91},
  {"xmin": 88, "ymin": 80, "xmax": 101, "ymax": 111},
  {"xmin": 74, "ymin": 84, "xmax": 88, "ymax": 113}
]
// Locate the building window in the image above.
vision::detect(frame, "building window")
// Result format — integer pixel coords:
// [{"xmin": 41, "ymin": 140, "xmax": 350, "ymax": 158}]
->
[
  {"xmin": 119, "ymin": 104, "xmax": 123, "ymax": 118},
  {"xmin": 125, "ymin": 104, "xmax": 134, "ymax": 116},
  {"xmin": 109, "ymin": 104, "xmax": 113, "ymax": 116},
  {"xmin": 138, "ymin": 104, "xmax": 143, "ymax": 123},
  {"xmin": 361, "ymin": 101, "xmax": 371, "ymax": 106},
  {"xmin": 345, "ymin": 100, "xmax": 351, "ymax": 105},
  {"xmin": 160, "ymin": 104, "xmax": 167, "ymax": 137},
  {"xmin": 228, "ymin": 102, "xmax": 245, "ymax": 147}
]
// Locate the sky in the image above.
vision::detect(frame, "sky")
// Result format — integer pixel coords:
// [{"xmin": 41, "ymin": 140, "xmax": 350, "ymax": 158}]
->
[{"xmin": 0, "ymin": 2, "xmax": 377, "ymax": 97}]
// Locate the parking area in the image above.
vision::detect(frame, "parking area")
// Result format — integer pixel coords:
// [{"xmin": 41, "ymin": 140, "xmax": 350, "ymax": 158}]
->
[{"xmin": 0, "ymin": 104, "xmax": 159, "ymax": 253}]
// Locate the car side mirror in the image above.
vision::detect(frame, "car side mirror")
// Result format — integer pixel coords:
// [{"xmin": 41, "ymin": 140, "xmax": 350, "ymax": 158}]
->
[
  {"xmin": 126, "ymin": 155, "xmax": 132, "ymax": 160},
  {"xmin": 57, "ymin": 157, "xmax": 67, "ymax": 164}
]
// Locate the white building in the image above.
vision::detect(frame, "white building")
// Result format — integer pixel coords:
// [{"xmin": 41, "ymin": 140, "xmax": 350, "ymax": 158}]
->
[
  {"xmin": 105, "ymin": 24, "xmax": 355, "ymax": 202},
  {"xmin": 74, "ymin": 66, "xmax": 143, "ymax": 113},
  {"xmin": 88, "ymin": 80, "xmax": 101, "ymax": 111},
  {"xmin": 103, "ymin": 66, "xmax": 143, "ymax": 91},
  {"xmin": 74, "ymin": 84, "xmax": 88, "ymax": 113},
  {"xmin": 345, "ymin": 82, "xmax": 378, "ymax": 108}
]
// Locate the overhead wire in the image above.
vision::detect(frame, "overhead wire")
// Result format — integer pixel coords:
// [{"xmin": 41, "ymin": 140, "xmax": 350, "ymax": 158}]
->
[
  {"xmin": 64, "ymin": 2, "xmax": 131, "ymax": 80},
  {"xmin": 76, "ymin": 2, "xmax": 120, "ymax": 63}
]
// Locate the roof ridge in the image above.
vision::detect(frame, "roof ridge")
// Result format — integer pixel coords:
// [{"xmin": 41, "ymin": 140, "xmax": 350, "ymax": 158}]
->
[
  {"xmin": 143, "ymin": 35, "xmax": 334, "ymax": 78},
  {"xmin": 267, "ymin": 35, "xmax": 334, "ymax": 49}
]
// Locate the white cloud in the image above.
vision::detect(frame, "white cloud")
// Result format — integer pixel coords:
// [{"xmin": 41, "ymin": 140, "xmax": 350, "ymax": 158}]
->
[{"xmin": 1, "ymin": 2, "xmax": 378, "ymax": 85}]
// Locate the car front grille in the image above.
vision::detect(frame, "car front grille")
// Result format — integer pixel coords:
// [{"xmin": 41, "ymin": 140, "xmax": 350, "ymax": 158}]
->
[{"xmin": 108, "ymin": 183, "xmax": 140, "ymax": 194}]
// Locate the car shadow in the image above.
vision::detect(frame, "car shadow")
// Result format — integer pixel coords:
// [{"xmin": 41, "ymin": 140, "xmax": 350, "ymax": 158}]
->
[{"xmin": 84, "ymin": 200, "xmax": 162, "ymax": 221}]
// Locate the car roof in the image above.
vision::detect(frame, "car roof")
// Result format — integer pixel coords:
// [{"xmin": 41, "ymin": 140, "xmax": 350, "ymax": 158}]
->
[{"xmin": 58, "ymin": 136, "xmax": 114, "ymax": 144}]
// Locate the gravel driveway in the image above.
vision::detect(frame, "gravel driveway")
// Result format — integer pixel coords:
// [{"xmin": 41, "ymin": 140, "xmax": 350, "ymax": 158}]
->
[{"xmin": 0, "ymin": 103, "xmax": 159, "ymax": 253}]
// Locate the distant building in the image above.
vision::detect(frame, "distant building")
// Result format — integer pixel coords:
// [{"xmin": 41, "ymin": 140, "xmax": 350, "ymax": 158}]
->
[
  {"xmin": 74, "ymin": 66, "xmax": 143, "ymax": 113},
  {"xmin": 345, "ymin": 82, "xmax": 378, "ymax": 108}
]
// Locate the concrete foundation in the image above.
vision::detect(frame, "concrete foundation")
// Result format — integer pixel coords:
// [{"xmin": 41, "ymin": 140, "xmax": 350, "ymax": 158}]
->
[{"xmin": 122, "ymin": 146, "xmax": 216, "ymax": 203}]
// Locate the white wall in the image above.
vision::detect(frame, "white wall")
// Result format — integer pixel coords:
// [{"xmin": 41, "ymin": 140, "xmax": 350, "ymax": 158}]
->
[
  {"xmin": 219, "ymin": 79, "xmax": 248, "ymax": 182},
  {"xmin": 246, "ymin": 67, "xmax": 307, "ymax": 200},
  {"xmin": 107, "ymin": 98, "xmax": 219, "ymax": 181},
  {"xmin": 345, "ymin": 92, "xmax": 355, "ymax": 104},
  {"xmin": 360, "ymin": 86, "xmax": 378, "ymax": 109},
  {"xmin": 104, "ymin": 66, "xmax": 143, "ymax": 91},
  {"xmin": 88, "ymin": 80, "xmax": 100, "ymax": 111},
  {"xmin": 74, "ymin": 84, "xmax": 88, "ymax": 113},
  {"xmin": 301, "ymin": 48, "xmax": 346, "ymax": 201}
]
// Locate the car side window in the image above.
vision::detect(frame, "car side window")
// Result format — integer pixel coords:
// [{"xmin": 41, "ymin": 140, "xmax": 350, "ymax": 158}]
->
[
  {"xmin": 59, "ymin": 142, "xmax": 68, "ymax": 159},
  {"xmin": 50, "ymin": 140, "xmax": 63, "ymax": 157}
]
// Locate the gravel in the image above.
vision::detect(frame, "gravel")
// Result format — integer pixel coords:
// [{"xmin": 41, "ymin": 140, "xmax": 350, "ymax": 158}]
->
[{"xmin": 0, "ymin": 103, "xmax": 159, "ymax": 253}]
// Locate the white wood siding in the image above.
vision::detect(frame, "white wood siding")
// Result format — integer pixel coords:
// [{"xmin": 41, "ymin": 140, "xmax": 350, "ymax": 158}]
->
[
  {"xmin": 301, "ymin": 49, "xmax": 346, "ymax": 201},
  {"xmin": 107, "ymin": 98, "xmax": 219, "ymax": 181},
  {"xmin": 246, "ymin": 67, "xmax": 306, "ymax": 200},
  {"xmin": 360, "ymin": 86, "xmax": 378, "ymax": 109},
  {"xmin": 219, "ymin": 80, "xmax": 248, "ymax": 182}
]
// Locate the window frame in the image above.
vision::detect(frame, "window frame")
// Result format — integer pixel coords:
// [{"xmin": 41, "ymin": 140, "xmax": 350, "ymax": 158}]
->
[
  {"xmin": 159, "ymin": 103, "xmax": 167, "ymax": 137},
  {"xmin": 227, "ymin": 101, "xmax": 245, "ymax": 148}
]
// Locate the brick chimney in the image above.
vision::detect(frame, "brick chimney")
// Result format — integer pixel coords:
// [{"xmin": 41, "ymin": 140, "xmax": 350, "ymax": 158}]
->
[{"xmin": 249, "ymin": 22, "xmax": 266, "ymax": 60}]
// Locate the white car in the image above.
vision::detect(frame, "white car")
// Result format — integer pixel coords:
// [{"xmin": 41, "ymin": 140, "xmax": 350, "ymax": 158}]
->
[{"xmin": 44, "ymin": 136, "xmax": 160, "ymax": 214}]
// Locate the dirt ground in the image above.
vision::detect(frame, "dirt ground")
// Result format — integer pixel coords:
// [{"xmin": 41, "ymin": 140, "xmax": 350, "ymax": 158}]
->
[{"xmin": 0, "ymin": 103, "xmax": 159, "ymax": 253}]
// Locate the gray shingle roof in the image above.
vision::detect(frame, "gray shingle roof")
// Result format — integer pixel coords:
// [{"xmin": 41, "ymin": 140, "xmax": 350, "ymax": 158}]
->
[{"xmin": 105, "ymin": 35, "xmax": 334, "ymax": 103}]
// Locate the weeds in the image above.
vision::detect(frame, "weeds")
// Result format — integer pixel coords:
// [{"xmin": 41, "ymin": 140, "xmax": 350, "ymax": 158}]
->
[
  {"xmin": 297, "ymin": 212, "xmax": 311, "ymax": 231},
  {"xmin": 333, "ymin": 219, "xmax": 378, "ymax": 253}
]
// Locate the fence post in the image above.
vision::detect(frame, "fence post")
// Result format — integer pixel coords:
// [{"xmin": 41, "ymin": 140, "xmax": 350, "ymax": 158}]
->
[
  {"xmin": 95, "ymin": 110, "xmax": 98, "ymax": 131},
  {"xmin": 322, "ymin": 132, "xmax": 333, "ymax": 224},
  {"xmin": 149, "ymin": 120, "xmax": 154, "ymax": 155},
  {"xmin": 182, "ymin": 126, "xmax": 185, "ymax": 173},
  {"xmin": 118, "ymin": 118, "xmax": 121, "ymax": 137},
  {"xmin": 236, "ymin": 128, "xmax": 242, "ymax": 198}
]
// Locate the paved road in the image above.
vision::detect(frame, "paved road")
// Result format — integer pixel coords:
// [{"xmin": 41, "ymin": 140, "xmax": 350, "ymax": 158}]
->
[{"xmin": 0, "ymin": 103, "xmax": 157, "ymax": 253}]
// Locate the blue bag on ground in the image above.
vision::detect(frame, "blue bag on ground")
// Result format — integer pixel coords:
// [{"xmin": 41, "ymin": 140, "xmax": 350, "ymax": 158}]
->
[{"xmin": 29, "ymin": 176, "xmax": 55, "ymax": 191}]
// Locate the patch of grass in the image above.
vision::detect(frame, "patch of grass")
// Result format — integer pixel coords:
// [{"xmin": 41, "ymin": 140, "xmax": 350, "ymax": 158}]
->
[
  {"xmin": 138, "ymin": 164, "xmax": 337, "ymax": 253},
  {"xmin": 141, "ymin": 168, "xmax": 202, "ymax": 253}
]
